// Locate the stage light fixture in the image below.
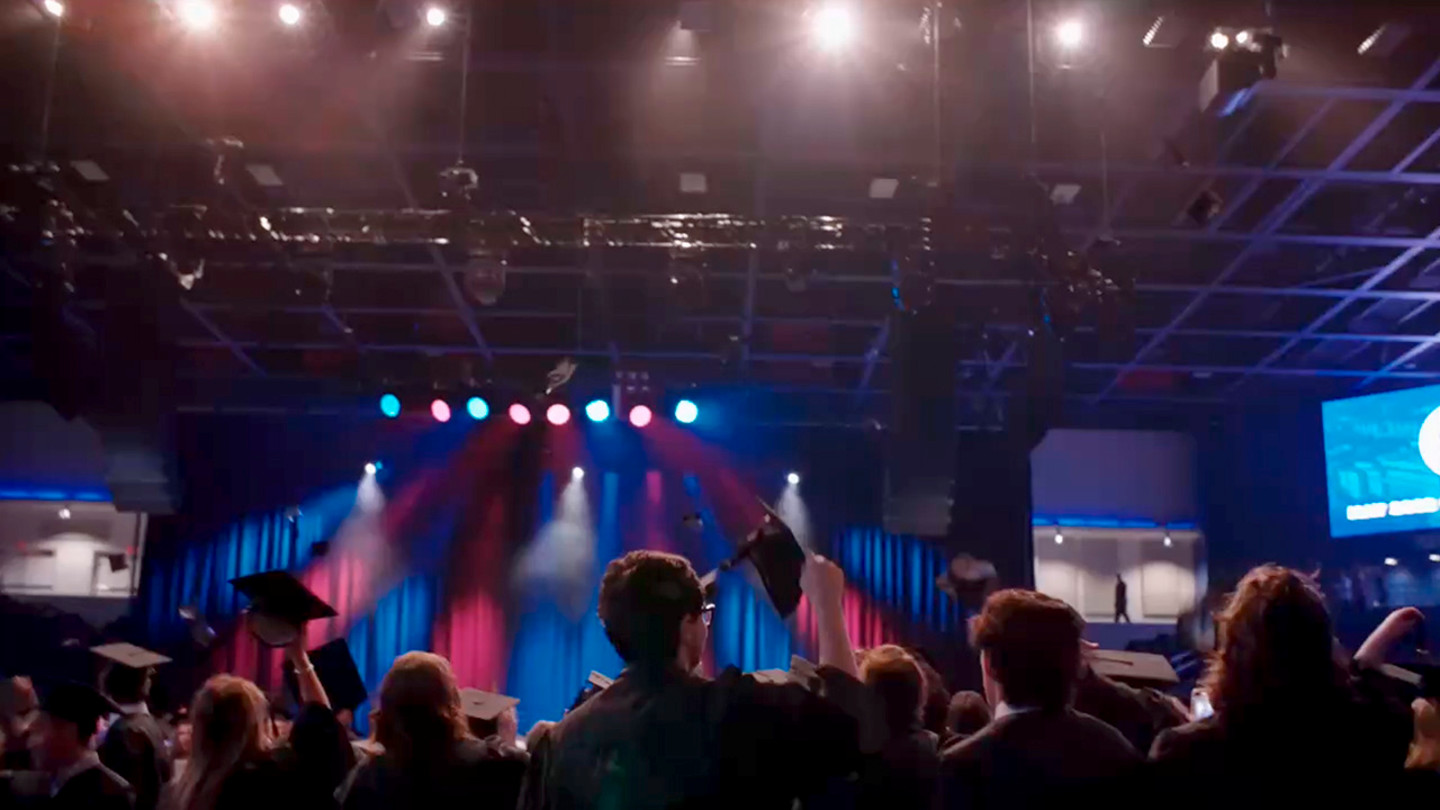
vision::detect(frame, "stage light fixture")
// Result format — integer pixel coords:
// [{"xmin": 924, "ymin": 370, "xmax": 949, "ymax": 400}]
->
[
  {"xmin": 278, "ymin": 3, "xmax": 301, "ymax": 25},
  {"xmin": 585, "ymin": 399, "xmax": 611, "ymax": 423},
  {"xmin": 629, "ymin": 405, "xmax": 653, "ymax": 428},
  {"xmin": 364, "ymin": 462, "xmax": 378, "ymax": 475},
  {"xmin": 1384, "ymin": 557, "xmax": 1398, "ymax": 567},
  {"xmin": 509, "ymin": 403, "xmax": 532, "ymax": 425},
  {"xmin": 58, "ymin": 506, "xmax": 71, "ymax": 520},
  {"xmin": 467, "ymin": 396, "xmax": 490, "ymax": 420},
  {"xmin": 430, "ymin": 399, "xmax": 452, "ymax": 423},
  {"xmin": 1430, "ymin": 553, "xmax": 1440, "ymax": 563},
  {"xmin": 547, "ymin": 403, "xmax": 571, "ymax": 426},
  {"xmin": 786, "ymin": 471, "xmax": 801, "ymax": 486},
  {"xmin": 674, "ymin": 399, "xmax": 698, "ymax": 424},
  {"xmin": 572, "ymin": 466, "xmax": 585, "ymax": 480},
  {"xmin": 379, "ymin": 393, "xmax": 401, "ymax": 419},
  {"xmin": 424, "ymin": 5, "xmax": 446, "ymax": 27},
  {"xmin": 810, "ymin": 4, "xmax": 856, "ymax": 51},
  {"xmin": 1054, "ymin": 529, "xmax": 1064, "ymax": 545},
  {"xmin": 1163, "ymin": 533, "xmax": 1173, "ymax": 547},
  {"xmin": 178, "ymin": 0, "xmax": 218, "ymax": 30},
  {"xmin": 1235, "ymin": 29, "xmax": 1251, "ymax": 46},
  {"xmin": 1055, "ymin": 18, "xmax": 1083, "ymax": 49},
  {"xmin": 42, "ymin": 0, "xmax": 63, "ymax": 17},
  {"xmin": 1209, "ymin": 30, "xmax": 1229, "ymax": 50}
]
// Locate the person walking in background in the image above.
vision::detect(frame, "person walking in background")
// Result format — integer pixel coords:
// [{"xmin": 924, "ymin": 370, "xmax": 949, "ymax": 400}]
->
[{"xmin": 1114, "ymin": 575, "xmax": 1130, "ymax": 623}]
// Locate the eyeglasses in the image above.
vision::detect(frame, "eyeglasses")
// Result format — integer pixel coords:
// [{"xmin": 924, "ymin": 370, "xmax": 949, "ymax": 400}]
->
[{"xmin": 701, "ymin": 602, "xmax": 716, "ymax": 627}]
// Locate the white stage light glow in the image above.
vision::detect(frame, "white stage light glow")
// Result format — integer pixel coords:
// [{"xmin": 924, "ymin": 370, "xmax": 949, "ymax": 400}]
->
[
  {"xmin": 811, "ymin": 5, "xmax": 856, "ymax": 52},
  {"xmin": 1384, "ymin": 557, "xmax": 1399, "ymax": 567},
  {"xmin": 364, "ymin": 462, "xmax": 378, "ymax": 476},
  {"xmin": 1209, "ymin": 30, "xmax": 1229, "ymax": 50},
  {"xmin": 786, "ymin": 471, "xmax": 801, "ymax": 486},
  {"xmin": 424, "ymin": 5, "xmax": 446, "ymax": 27},
  {"xmin": 58, "ymin": 506, "xmax": 72, "ymax": 520},
  {"xmin": 43, "ymin": 0, "xmax": 64, "ymax": 18},
  {"xmin": 178, "ymin": 0, "xmax": 218, "ymax": 30},
  {"xmin": 572, "ymin": 466, "xmax": 585, "ymax": 480},
  {"xmin": 1235, "ymin": 29, "xmax": 1251, "ymax": 46},
  {"xmin": 278, "ymin": 3, "xmax": 302, "ymax": 26},
  {"xmin": 1054, "ymin": 530, "xmax": 1064, "ymax": 545},
  {"xmin": 1056, "ymin": 19, "xmax": 1083, "ymax": 49}
]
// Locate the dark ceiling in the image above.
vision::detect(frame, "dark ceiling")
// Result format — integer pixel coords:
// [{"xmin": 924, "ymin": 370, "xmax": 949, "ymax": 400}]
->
[{"xmin": 2, "ymin": 0, "xmax": 1440, "ymax": 429}]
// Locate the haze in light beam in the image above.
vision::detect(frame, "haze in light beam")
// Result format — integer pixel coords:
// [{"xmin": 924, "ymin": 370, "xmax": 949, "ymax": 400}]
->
[{"xmin": 515, "ymin": 476, "xmax": 596, "ymax": 617}]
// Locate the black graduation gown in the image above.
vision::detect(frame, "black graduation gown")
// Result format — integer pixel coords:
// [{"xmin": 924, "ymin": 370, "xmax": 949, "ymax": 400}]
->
[
  {"xmin": 48, "ymin": 764, "xmax": 134, "ymax": 810},
  {"xmin": 339, "ymin": 737, "xmax": 527, "ymax": 810},
  {"xmin": 98, "ymin": 714, "xmax": 171, "ymax": 810}
]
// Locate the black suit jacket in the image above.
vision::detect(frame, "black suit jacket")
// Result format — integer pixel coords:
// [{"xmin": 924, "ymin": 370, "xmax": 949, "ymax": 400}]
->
[
  {"xmin": 939, "ymin": 708, "xmax": 1139, "ymax": 810},
  {"xmin": 98, "ymin": 714, "xmax": 171, "ymax": 810},
  {"xmin": 49, "ymin": 764, "xmax": 134, "ymax": 810}
]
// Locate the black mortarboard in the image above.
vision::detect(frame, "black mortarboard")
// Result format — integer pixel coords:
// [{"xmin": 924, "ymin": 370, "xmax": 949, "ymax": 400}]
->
[
  {"xmin": 92, "ymin": 643, "xmax": 171, "ymax": 670},
  {"xmin": 284, "ymin": 638, "xmax": 368, "ymax": 712},
  {"xmin": 460, "ymin": 688, "xmax": 520, "ymax": 722},
  {"xmin": 746, "ymin": 500, "xmax": 806, "ymax": 618},
  {"xmin": 41, "ymin": 682, "xmax": 116, "ymax": 739},
  {"xmin": 230, "ymin": 570, "xmax": 337, "ymax": 647},
  {"xmin": 1088, "ymin": 650, "xmax": 1179, "ymax": 687}
]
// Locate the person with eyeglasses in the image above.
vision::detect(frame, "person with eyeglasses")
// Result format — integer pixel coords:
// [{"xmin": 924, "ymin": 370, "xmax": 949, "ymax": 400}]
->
[{"xmin": 519, "ymin": 549, "xmax": 866, "ymax": 810}]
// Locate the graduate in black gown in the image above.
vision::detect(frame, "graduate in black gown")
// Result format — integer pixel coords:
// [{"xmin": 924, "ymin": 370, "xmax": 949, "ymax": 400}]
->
[
  {"xmin": 94, "ymin": 644, "xmax": 173, "ymax": 810},
  {"xmin": 19, "ymin": 682, "xmax": 134, "ymax": 810}
]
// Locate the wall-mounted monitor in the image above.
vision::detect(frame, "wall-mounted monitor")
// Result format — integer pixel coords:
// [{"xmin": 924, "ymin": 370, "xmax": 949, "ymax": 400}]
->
[{"xmin": 1323, "ymin": 384, "xmax": 1440, "ymax": 538}]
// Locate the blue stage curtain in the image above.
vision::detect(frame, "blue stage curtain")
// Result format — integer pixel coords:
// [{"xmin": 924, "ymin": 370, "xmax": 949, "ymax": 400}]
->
[{"xmin": 831, "ymin": 527, "xmax": 966, "ymax": 637}]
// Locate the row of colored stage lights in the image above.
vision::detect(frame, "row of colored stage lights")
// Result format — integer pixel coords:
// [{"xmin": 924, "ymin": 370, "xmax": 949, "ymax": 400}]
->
[{"xmin": 378, "ymin": 394, "xmax": 699, "ymax": 427}]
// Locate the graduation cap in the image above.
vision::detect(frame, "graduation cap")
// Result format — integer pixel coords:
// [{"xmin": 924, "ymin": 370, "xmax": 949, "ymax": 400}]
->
[
  {"xmin": 41, "ymin": 682, "xmax": 116, "ymax": 739},
  {"xmin": 749, "ymin": 669, "xmax": 790, "ymax": 686},
  {"xmin": 283, "ymin": 638, "xmax": 369, "ymax": 712},
  {"xmin": 700, "ymin": 499, "xmax": 806, "ymax": 618},
  {"xmin": 460, "ymin": 688, "xmax": 520, "ymax": 722},
  {"xmin": 1087, "ymin": 650, "xmax": 1179, "ymax": 688},
  {"xmin": 1378, "ymin": 662, "xmax": 1440, "ymax": 699},
  {"xmin": 587, "ymin": 671, "xmax": 614, "ymax": 690},
  {"xmin": 92, "ymin": 643, "xmax": 172, "ymax": 671},
  {"xmin": 230, "ymin": 570, "xmax": 337, "ymax": 647}
]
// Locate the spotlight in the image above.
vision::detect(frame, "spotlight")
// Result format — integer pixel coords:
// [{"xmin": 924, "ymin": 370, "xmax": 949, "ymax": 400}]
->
[
  {"xmin": 1235, "ymin": 29, "xmax": 1251, "ymax": 46},
  {"xmin": 1384, "ymin": 557, "xmax": 1398, "ymax": 567},
  {"xmin": 674, "ymin": 399, "xmax": 698, "ymax": 424},
  {"xmin": 178, "ymin": 0, "xmax": 218, "ymax": 30},
  {"xmin": 547, "ymin": 403, "xmax": 571, "ymax": 426},
  {"xmin": 572, "ymin": 466, "xmax": 585, "ymax": 480},
  {"xmin": 1163, "ymin": 533, "xmax": 1173, "ymax": 548},
  {"xmin": 58, "ymin": 506, "xmax": 71, "ymax": 520},
  {"xmin": 629, "ymin": 405, "xmax": 653, "ymax": 428},
  {"xmin": 1055, "ymin": 18, "xmax": 1083, "ymax": 49},
  {"xmin": 379, "ymin": 393, "xmax": 401, "ymax": 419},
  {"xmin": 430, "ymin": 399, "xmax": 452, "ymax": 423},
  {"xmin": 509, "ymin": 403, "xmax": 532, "ymax": 425},
  {"xmin": 278, "ymin": 3, "xmax": 301, "ymax": 26},
  {"xmin": 424, "ymin": 5, "xmax": 446, "ymax": 27},
  {"xmin": 466, "ymin": 396, "xmax": 490, "ymax": 420},
  {"xmin": 1054, "ymin": 530, "xmax": 1064, "ymax": 545},
  {"xmin": 42, "ymin": 0, "xmax": 63, "ymax": 17},
  {"xmin": 786, "ymin": 471, "xmax": 801, "ymax": 486},
  {"xmin": 585, "ymin": 399, "xmax": 611, "ymax": 423},
  {"xmin": 364, "ymin": 462, "xmax": 378, "ymax": 475},
  {"xmin": 1430, "ymin": 553, "xmax": 1440, "ymax": 563},
  {"xmin": 1209, "ymin": 30, "xmax": 1229, "ymax": 50},
  {"xmin": 810, "ymin": 4, "xmax": 856, "ymax": 51}
]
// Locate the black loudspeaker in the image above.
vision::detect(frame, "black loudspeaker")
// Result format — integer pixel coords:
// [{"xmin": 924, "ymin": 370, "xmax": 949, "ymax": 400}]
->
[
  {"xmin": 884, "ymin": 309, "xmax": 958, "ymax": 537},
  {"xmin": 106, "ymin": 553, "xmax": 129, "ymax": 573},
  {"xmin": 947, "ymin": 430, "xmax": 1035, "ymax": 591}
]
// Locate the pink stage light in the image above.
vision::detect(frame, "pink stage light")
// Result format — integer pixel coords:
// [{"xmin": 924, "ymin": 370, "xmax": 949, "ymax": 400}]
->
[
  {"xmin": 430, "ymin": 399, "xmax": 452, "ymax": 423},
  {"xmin": 509, "ymin": 403, "xmax": 532, "ymax": 425},
  {"xmin": 546, "ymin": 403, "xmax": 571, "ymax": 426},
  {"xmin": 629, "ymin": 405, "xmax": 653, "ymax": 428}
]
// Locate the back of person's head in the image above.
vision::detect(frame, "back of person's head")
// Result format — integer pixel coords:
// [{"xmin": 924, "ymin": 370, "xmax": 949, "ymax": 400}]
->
[
  {"xmin": 973, "ymin": 589, "xmax": 1084, "ymax": 711},
  {"xmin": 598, "ymin": 550, "xmax": 704, "ymax": 667},
  {"xmin": 946, "ymin": 690, "xmax": 992, "ymax": 738},
  {"xmin": 173, "ymin": 675, "xmax": 271, "ymax": 810},
  {"xmin": 373, "ymin": 651, "xmax": 467, "ymax": 765},
  {"xmin": 1204, "ymin": 564, "xmax": 1342, "ymax": 721},
  {"xmin": 101, "ymin": 664, "xmax": 150, "ymax": 705},
  {"xmin": 860, "ymin": 645, "xmax": 924, "ymax": 735},
  {"xmin": 907, "ymin": 649, "xmax": 952, "ymax": 737}
]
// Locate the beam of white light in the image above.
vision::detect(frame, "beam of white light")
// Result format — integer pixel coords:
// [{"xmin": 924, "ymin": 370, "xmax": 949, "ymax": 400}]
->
[
  {"xmin": 515, "ymin": 477, "xmax": 596, "ymax": 617},
  {"xmin": 777, "ymin": 481, "xmax": 812, "ymax": 551},
  {"xmin": 1056, "ymin": 18, "xmax": 1083, "ymax": 49},
  {"xmin": 178, "ymin": 0, "xmax": 218, "ymax": 30},
  {"xmin": 43, "ymin": 0, "xmax": 64, "ymax": 18},
  {"xmin": 811, "ymin": 5, "xmax": 856, "ymax": 52},
  {"xmin": 424, "ymin": 5, "xmax": 446, "ymax": 27},
  {"xmin": 278, "ymin": 3, "xmax": 302, "ymax": 26}
]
